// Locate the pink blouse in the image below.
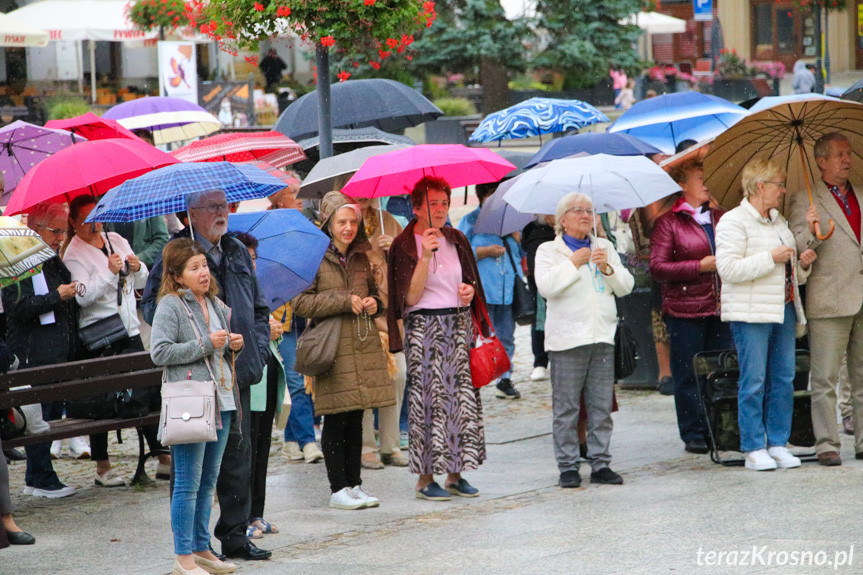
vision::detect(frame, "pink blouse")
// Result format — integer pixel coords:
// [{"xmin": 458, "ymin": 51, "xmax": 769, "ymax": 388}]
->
[{"xmin": 405, "ymin": 232, "xmax": 462, "ymax": 314}]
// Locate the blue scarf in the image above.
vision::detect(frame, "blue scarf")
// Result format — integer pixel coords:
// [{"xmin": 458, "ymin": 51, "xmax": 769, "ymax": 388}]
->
[{"xmin": 563, "ymin": 234, "xmax": 591, "ymax": 252}]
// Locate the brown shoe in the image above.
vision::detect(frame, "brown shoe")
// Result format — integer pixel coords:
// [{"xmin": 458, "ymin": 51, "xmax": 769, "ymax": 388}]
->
[
  {"xmin": 843, "ymin": 416, "xmax": 854, "ymax": 436},
  {"xmin": 817, "ymin": 451, "xmax": 842, "ymax": 466}
]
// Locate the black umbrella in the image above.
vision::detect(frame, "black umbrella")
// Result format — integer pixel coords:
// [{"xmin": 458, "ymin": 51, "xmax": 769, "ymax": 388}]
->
[
  {"xmin": 275, "ymin": 79, "xmax": 443, "ymax": 142},
  {"xmin": 291, "ymin": 127, "xmax": 416, "ymax": 176},
  {"xmin": 841, "ymin": 78, "xmax": 863, "ymax": 103}
]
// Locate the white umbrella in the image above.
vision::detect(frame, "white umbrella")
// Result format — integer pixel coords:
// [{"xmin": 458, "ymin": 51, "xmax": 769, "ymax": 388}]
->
[
  {"xmin": 621, "ymin": 11, "xmax": 687, "ymax": 34},
  {"xmin": 0, "ymin": 13, "xmax": 49, "ymax": 47},
  {"xmin": 502, "ymin": 154, "xmax": 681, "ymax": 216}
]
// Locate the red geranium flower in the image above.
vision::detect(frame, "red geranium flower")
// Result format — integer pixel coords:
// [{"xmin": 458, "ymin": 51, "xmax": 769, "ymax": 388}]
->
[
  {"xmin": 364, "ymin": 0, "xmax": 375, "ymax": 5},
  {"xmin": 320, "ymin": 35, "xmax": 335, "ymax": 47},
  {"xmin": 253, "ymin": 2, "xmax": 264, "ymax": 10},
  {"xmin": 337, "ymin": 70, "xmax": 351, "ymax": 82},
  {"xmin": 276, "ymin": 5, "xmax": 290, "ymax": 16}
]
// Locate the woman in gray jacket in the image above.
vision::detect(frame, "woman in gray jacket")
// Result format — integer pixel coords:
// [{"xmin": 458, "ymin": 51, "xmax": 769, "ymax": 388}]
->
[{"xmin": 150, "ymin": 238, "xmax": 243, "ymax": 575}]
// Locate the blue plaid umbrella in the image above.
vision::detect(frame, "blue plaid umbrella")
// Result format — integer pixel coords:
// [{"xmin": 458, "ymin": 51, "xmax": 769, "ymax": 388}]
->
[
  {"xmin": 468, "ymin": 98, "xmax": 610, "ymax": 143},
  {"xmin": 86, "ymin": 162, "xmax": 289, "ymax": 223}
]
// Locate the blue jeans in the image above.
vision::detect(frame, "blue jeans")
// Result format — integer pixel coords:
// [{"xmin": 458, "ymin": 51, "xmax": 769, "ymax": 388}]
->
[
  {"xmin": 665, "ymin": 315, "xmax": 734, "ymax": 443},
  {"xmin": 171, "ymin": 411, "xmax": 232, "ymax": 556},
  {"xmin": 279, "ymin": 325, "xmax": 316, "ymax": 448},
  {"xmin": 729, "ymin": 304, "xmax": 797, "ymax": 452},
  {"xmin": 24, "ymin": 402, "xmax": 65, "ymax": 489},
  {"xmin": 487, "ymin": 303, "xmax": 515, "ymax": 380}
]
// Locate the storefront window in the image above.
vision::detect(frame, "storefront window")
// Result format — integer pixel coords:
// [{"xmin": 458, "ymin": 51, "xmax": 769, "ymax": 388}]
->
[
  {"xmin": 777, "ymin": 9, "xmax": 796, "ymax": 53},
  {"xmin": 754, "ymin": 3, "xmax": 774, "ymax": 59}
]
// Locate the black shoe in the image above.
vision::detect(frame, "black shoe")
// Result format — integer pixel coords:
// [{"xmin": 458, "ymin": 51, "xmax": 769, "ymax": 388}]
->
[
  {"xmin": 579, "ymin": 442, "xmax": 588, "ymax": 459},
  {"xmin": 684, "ymin": 439, "xmax": 709, "ymax": 454},
  {"xmin": 224, "ymin": 542, "xmax": 272, "ymax": 561},
  {"xmin": 559, "ymin": 470, "xmax": 582, "ymax": 488},
  {"xmin": 209, "ymin": 545, "xmax": 226, "ymax": 562},
  {"xmin": 4, "ymin": 449, "xmax": 26, "ymax": 462},
  {"xmin": 855, "ymin": 452, "xmax": 863, "ymax": 460},
  {"xmin": 495, "ymin": 378, "xmax": 521, "ymax": 400},
  {"xmin": 658, "ymin": 376, "xmax": 674, "ymax": 396},
  {"xmin": 7, "ymin": 530, "xmax": 35, "ymax": 545},
  {"xmin": 590, "ymin": 467, "xmax": 624, "ymax": 485}
]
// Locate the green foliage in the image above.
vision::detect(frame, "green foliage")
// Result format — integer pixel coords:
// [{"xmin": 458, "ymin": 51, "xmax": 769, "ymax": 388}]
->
[
  {"xmin": 127, "ymin": 0, "xmax": 190, "ymax": 33},
  {"xmin": 508, "ymin": 75, "xmax": 549, "ymax": 91},
  {"xmin": 533, "ymin": 0, "xmax": 642, "ymax": 88},
  {"xmin": 409, "ymin": 0, "xmax": 530, "ymax": 75},
  {"xmin": 47, "ymin": 97, "xmax": 92, "ymax": 120},
  {"xmin": 432, "ymin": 97, "xmax": 475, "ymax": 116}
]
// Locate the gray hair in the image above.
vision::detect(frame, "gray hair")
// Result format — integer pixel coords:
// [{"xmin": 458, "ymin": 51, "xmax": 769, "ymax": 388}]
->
[
  {"xmin": 554, "ymin": 192, "xmax": 593, "ymax": 235},
  {"xmin": 814, "ymin": 132, "xmax": 849, "ymax": 159},
  {"xmin": 28, "ymin": 201, "xmax": 69, "ymax": 229},
  {"xmin": 187, "ymin": 189, "xmax": 226, "ymax": 209}
]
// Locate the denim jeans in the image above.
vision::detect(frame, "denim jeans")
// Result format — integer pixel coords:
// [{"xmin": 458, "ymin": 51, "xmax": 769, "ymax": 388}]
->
[
  {"xmin": 171, "ymin": 411, "xmax": 232, "ymax": 555},
  {"xmin": 487, "ymin": 303, "xmax": 516, "ymax": 380},
  {"xmin": 729, "ymin": 304, "xmax": 797, "ymax": 453},
  {"xmin": 665, "ymin": 315, "xmax": 734, "ymax": 443},
  {"xmin": 24, "ymin": 403, "xmax": 64, "ymax": 489},
  {"xmin": 279, "ymin": 324, "xmax": 316, "ymax": 448}
]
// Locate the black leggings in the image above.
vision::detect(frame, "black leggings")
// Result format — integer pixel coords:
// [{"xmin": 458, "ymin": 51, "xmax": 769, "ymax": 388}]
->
[
  {"xmin": 321, "ymin": 409, "xmax": 363, "ymax": 493},
  {"xmin": 249, "ymin": 355, "xmax": 280, "ymax": 519}
]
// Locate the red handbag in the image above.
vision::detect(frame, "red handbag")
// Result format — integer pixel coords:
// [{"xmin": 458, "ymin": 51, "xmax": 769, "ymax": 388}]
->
[{"xmin": 469, "ymin": 297, "xmax": 511, "ymax": 389}]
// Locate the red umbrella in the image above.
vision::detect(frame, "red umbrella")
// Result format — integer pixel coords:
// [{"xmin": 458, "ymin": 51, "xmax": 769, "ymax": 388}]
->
[
  {"xmin": 44, "ymin": 112, "xmax": 143, "ymax": 142},
  {"xmin": 5, "ymin": 139, "xmax": 178, "ymax": 215},
  {"xmin": 242, "ymin": 160, "xmax": 301, "ymax": 188},
  {"xmin": 170, "ymin": 131, "xmax": 306, "ymax": 169}
]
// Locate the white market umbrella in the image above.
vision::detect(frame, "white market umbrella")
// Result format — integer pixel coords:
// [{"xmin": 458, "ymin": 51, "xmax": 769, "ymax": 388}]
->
[
  {"xmin": 502, "ymin": 154, "xmax": 681, "ymax": 216},
  {"xmin": 622, "ymin": 11, "xmax": 688, "ymax": 34},
  {"xmin": 0, "ymin": 13, "xmax": 49, "ymax": 47}
]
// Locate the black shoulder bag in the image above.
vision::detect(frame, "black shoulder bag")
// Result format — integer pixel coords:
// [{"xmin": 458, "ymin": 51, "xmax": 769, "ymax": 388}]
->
[{"xmin": 504, "ymin": 239, "xmax": 536, "ymax": 326}]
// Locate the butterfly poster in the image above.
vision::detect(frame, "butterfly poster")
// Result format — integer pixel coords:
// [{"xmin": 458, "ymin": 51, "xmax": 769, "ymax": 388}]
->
[{"xmin": 158, "ymin": 41, "xmax": 198, "ymax": 104}]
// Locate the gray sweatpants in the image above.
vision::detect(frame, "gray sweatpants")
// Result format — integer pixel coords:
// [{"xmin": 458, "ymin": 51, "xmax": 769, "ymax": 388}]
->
[{"xmin": 550, "ymin": 343, "xmax": 615, "ymax": 473}]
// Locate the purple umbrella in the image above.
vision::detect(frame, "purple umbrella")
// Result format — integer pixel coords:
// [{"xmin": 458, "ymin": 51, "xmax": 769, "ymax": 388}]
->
[
  {"xmin": 102, "ymin": 96, "xmax": 221, "ymax": 146},
  {"xmin": 0, "ymin": 120, "xmax": 86, "ymax": 205}
]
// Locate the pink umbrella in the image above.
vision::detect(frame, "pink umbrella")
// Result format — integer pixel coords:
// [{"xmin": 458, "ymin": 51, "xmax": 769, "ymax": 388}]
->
[
  {"xmin": 339, "ymin": 144, "xmax": 516, "ymax": 198},
  {"xmin": 170, "ymin": 131, "xmax": 306, "ymax": 169},
  {"xmin": 5, "ymin": 139, "xmax": 178, "ymax": 215}
]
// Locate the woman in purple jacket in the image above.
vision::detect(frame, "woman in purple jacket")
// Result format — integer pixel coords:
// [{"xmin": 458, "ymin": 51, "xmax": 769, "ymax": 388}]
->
[{"xmin": 650, "ymin": 160, "xmax": 733, "ymax": 454}]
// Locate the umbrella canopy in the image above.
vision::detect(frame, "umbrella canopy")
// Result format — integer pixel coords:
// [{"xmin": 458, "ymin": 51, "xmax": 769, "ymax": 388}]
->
[
  {"xmin": 6, "ymin": 0, "xmax": 154, "ymax": 41},
  {"xmin": 0, "ymin": 12, "xmax": 49, "ymax": 47},
  {"xmin": 620, "ymin": 11, "xmax": 687, "ymax": 34},
  {"xmin": 0, "ymin": 218, "xmax": 56, "ymax": 288},
  {"xmin": 842, "ymin": 78, "xmax": 863, "ymax": 103},
  {"xmin": 45, "ymin": 112, "xmax": 143, "ymax": 142},
  {"xmin": 5, "ymin": 139, "xmax": 178, "ymax": 216},
  {"xmin": 0, "ymin": 121, "xmax": 86, "ymax": 204},
  {"xmin": 608, "ymin": 92, "xmax": 748, "ymax": 155},
  {"xmin": 472, "ymin": 178, "xmax": 535, "ymax": 237},
  {"xmin": 339, "ymin": 145, "xmax": 516, "ymax": 199},
  {"xmin": 703, "ymin": 97, "xmax": 863, "ymax": 221},
  {"xmin": 292, "ymin": 127, "xmax": 415, "ymax": 174},
  {"xmin": 502, "ymin": 154, "xmax": 681, "ymax": 215},
  {"xmin": 468, "ymin": 98, "xmax": 610, "ymax": 143},
  {"xmin": 659, "ymin": 138, "xmax": 713, "ymax": 171},
  {"xmin": 526, "ymin": 132, "xmax": 661, "ymax": 169},
  {"xmin": 103, "ymin": 97, "xmax": 221, "ymax": 146},
  {"xmin": 746, "ymin": 93, "xmax": 841, "ymax": 114},
  {"xmin": 86, "ymin": 162, "xmax": 291, "ymax": 223},
  {"xmin": 241, "ymin": 161, "xmax": 300, "ymax": 188},
  {"xmin": 275, "ymin": 79, "xmax": 443, "ymax": 142},
  {"xmin": 298, "ymin": 144, "xmax": 412, "ymax": 200},
  {"xmin": 170, "ymin": 131, "xmax": 306, "ymax": 168},
  {"xmin": 227, "ymin": 209, "xmax": 330, "ymax": 311}
]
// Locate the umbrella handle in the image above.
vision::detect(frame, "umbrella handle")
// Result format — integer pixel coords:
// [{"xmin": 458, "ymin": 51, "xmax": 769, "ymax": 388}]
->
[
  {"xmin": 815, "ymin": 219, "xmax": 835, "ymax": 241},
  {"xmin": 798, "ymin": 140, "xmax": 834, "ymax": 241}
]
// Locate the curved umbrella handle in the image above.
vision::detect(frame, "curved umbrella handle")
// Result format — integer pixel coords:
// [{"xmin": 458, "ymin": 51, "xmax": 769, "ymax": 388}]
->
[{"xmin": 815, "ymin": 219, "xmax": 835, "ymax": 241}]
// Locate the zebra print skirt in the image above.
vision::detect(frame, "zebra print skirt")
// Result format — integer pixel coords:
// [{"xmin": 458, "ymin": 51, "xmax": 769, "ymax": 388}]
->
[{"xmin": 404, "ymin": 308, "xmax": 486, "ymax": 475}]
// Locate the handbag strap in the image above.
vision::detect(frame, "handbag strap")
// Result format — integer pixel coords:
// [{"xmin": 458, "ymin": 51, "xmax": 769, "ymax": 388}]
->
[
  {"xmin": 503, "ymin": 238, "xmax": 520, "ymax": 275},
  {"xmin": 179, "ymin": 298, "xmax": 220, "ymax": 384},
  {"xmin": 470, "ymin": 294, "xmax": 496, "ymax": 342}
]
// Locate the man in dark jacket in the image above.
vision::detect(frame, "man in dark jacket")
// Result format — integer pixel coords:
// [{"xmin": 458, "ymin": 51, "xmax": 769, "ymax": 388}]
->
[
  {"xmin": 3, "ymin": 202, "xmax": 78, "ymax": 498},
  {"xmin": 141, "ymin": 190, "xmax": 272, "ymax": 561}
]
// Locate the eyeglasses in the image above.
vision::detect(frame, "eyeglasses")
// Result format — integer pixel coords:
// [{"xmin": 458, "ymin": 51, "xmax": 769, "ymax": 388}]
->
[
  {"xmin": 566, "ymin": 207, "xmax": 594, "ymax": 217},
  {"xmin": 191, "ymin": 203, "xmax": 229, "ymax": 214},
  {"xmin": 35, "ymin": 223, "xmax": 67, "ymax": 236},
  {"xmin": 762, "ymin": 180, "xmax": 786, "ymax": 189}
]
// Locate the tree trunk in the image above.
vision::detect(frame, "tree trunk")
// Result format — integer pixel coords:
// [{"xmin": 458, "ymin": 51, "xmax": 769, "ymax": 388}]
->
[{"xmin": 480, "ymin": 57, "xmax": 510, "ymax": 116}]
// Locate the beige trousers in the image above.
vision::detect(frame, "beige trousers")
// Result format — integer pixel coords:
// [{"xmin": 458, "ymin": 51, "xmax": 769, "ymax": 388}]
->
[
  {"xmin": 838, "ymin": 355, "xmax": 852, "ymax": 419},
  {"xmin": 808, "ymin": 311, "xmax": 863, "ymax": 454},
  {"xmin": 362, "ymin": 352, "xmax": 406, "ymax": 456}
]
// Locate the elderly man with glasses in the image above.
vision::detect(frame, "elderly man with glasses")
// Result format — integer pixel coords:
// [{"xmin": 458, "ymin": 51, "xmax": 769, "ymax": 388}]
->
[
  {"xmin": 788, "ymin": 132, "xmax": 863, "ymax": 467},
  {"xmin": 142, "ymin": 190, "xmax": 273, "ymax": 561}
]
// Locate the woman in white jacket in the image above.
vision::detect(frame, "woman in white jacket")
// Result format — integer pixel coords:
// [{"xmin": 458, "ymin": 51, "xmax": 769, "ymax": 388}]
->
[
  {"xmin": 535, "ymin": 193, "xmax": 634, "ymax": 489},
  {"xmin": 715, "ymin": 158, "xmax": 818, "ymax": 471}
]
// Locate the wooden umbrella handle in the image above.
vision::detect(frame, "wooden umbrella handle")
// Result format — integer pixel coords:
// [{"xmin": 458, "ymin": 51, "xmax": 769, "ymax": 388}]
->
[
  {"xmin": 815, "ymin": 219, "xmax": 835, "ymax": 241},
  {"xmin": 798, "ymin": 143, "xmax": 834, "ymax": 241}
]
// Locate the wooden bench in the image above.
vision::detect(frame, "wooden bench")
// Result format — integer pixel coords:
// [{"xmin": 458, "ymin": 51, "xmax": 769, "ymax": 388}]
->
[{"xmin": 0, "ymin": 352, "xmax": 165, "ymax": 485}]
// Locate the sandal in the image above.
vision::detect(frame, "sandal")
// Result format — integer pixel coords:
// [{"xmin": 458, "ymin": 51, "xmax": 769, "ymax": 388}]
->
[
  {"xmin": 246, "ymin": 524, "xmax": 263, "ymax": 539},
  {"xmin": 251, "ymin": 517, "xmax": 279, "ymax": 534}
]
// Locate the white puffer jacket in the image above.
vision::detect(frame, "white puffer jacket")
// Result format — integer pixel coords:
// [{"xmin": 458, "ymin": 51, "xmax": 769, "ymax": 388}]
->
[
  {"xmin": 715, "ymin": 198, "xmax": 809, "ymax": 327},
  {"xmin": 535, "ymin": 235, "xmax": 634, "ymax": 352}
]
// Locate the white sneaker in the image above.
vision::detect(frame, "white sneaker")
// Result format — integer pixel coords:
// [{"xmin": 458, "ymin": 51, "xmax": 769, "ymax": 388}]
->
[
  {"xmin": 50, "ymin": 440, "xmax": 63, "ymax": 459},
  {"xmin": 353, "ymin": 485, "xmax": 380, "ymax": 508},
  {"xmin": 281, "ymin": 441, "xmax": 304, "ymax": 461},
  {"xmin": 328, "ymin": 487, "xmax": 365, "ymax": 510},
  {"xmin": 69, "ymin": 436, "xmax": 90, "ymax": 459},
  {"xmin": 745, "ymin": 449, "xmax": 778, "ymax": 471},
  {"xmin": 530, "ymin": 366, "xmax": 549, "ymax": 381},
  {"xmin": 33, "ymin": 485, "xmax": 77, "ymax": 498},
  {"xmin": 767, "ymin": 446, "xmax": 801, "ymax": 469},
  {"xmin": 22, "ymin": 485, "xmax": 34, "ymax": 495},
  {"xmin": 94, "ymin": 469, "xmax": 126, "ymax": 487},
  {"xmin": 303, "ymin": 442, "xmax": 324, "ymax": 463}
]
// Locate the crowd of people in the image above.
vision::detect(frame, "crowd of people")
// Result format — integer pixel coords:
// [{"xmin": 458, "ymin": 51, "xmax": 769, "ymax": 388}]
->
[{"xmin": 0, "ymin": 131, "xmax": 858, "ymax": 573}]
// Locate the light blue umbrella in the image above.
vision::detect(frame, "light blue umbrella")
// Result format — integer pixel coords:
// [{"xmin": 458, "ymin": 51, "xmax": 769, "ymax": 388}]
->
[
  {"xmin": 228, "ymin": 209, "xmax": 330, "ymax": 311},
  {"xmin": 525, "ymin": 132, "xmax": 661, "ymax": 169},
  {"xmin": 746, "ymin": 93, "xmax": 841, "ymax": 114},
  {"xmin": 472, "ymin": 178, "xmax": 535, "ymax": 237},
  {"xmin": 86, "ymin": 162, "xmax": 289, "ymax": 223},
  {"xmin": 469, "ymin": 98, "xmax": 610, "ymax": 143},
  {"xmin": 607, "ymin": 92, "xmax": 747, "ymax": 154}
]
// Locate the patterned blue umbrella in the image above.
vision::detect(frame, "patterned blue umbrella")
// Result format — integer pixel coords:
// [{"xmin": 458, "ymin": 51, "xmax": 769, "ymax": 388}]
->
[
  {"xmin": 86, "ymin": 162, "xmax": 289, "ymax": 223},
  {"xmin": 468, "ymin": 98, "xmax": 610, "ymax": 143}
]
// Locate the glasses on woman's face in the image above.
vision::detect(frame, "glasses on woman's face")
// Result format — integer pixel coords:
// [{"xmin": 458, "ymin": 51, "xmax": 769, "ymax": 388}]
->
[
  {"xmin": 763, "ymin": 180, "xmax": 786, "ymax": 189},
  {"xmin": 36, "ymin": 223, "xmax": 67, "ymax": 236},
  {"xmin": 566, "ymin": 207, "xmax": 594, "ymax": 217}
]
